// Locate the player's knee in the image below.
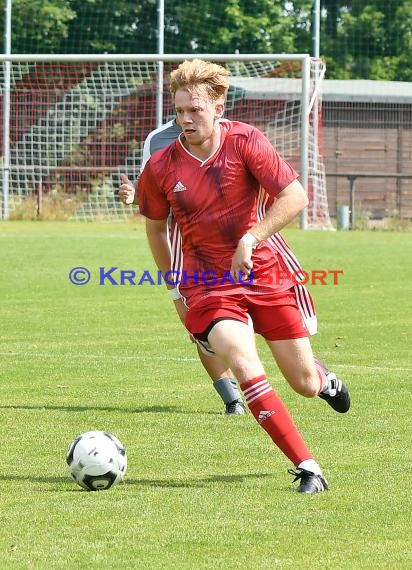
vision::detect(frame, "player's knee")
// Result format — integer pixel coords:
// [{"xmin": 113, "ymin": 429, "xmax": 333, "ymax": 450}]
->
[
  {"xmin": 228, "ymin": 353, "xmax": 264, "ymax": 385},
  {"xmin": 290, "ymin": 375, "xmax": 319, "ymax": 398}
]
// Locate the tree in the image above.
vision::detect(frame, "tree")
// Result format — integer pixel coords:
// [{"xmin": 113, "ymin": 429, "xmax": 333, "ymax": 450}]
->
[
  {"xmin": 391, "ymin": 1, "xmax": 412, "ymax": 81},
  {"xmin": 60, "ymin": 0, "xmax": 157, "ymax": 54},
  {"xmin": 319, "ymin": 0, "xmax": 412, "ymax": 80},
  {"xmin": 2, "ymin": 0, "xmax": 76, "ymax": 53},
  {"xmin": 2, "ymin": 0, "xmax": 412, "ymax": 80}
]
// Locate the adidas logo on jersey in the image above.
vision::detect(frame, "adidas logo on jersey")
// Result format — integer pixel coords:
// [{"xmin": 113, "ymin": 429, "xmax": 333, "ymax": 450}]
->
[
  {"xmin": 258, "ymin": 410, "xmax": 276, "ymax": 424},
  {"xmin": 173, "ymin": 181, "xmax": 187, "ymax": 192}
]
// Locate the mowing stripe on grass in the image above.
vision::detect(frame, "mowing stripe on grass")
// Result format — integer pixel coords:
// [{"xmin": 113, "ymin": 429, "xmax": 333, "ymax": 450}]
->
[{"xmin": 1, "ymin": 351, "xmax": 411, "ymax": 372}]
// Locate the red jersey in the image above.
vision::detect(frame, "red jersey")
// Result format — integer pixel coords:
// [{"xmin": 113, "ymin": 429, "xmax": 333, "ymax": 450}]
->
[{"xmin": 138, "ymin": 120, "xmax": 300, "ymax": 303}]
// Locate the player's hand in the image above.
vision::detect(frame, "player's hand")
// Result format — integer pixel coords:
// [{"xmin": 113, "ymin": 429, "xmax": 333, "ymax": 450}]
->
[
  {"xmin": 230, "ymin": 240, "xmax": 254, "ymax": 283},
  {"xmin": 118, "ymin": 173, "xmax": 136, "ymax": 205}
]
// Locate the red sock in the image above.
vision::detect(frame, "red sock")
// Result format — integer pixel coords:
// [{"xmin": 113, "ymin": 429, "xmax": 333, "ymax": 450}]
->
[
  {"xmin": 241, "ymin": 375, "xmax": 313, "ymax": 466},
  {"xmin": 314, "ymin": 358, "xmax": 327, "ymax": 394}
]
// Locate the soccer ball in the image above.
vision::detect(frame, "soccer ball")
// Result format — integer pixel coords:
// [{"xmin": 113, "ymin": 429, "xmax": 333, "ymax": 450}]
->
[{"xmin": 66, "ymin": 430, "xmax": 127, "ymax": 491}]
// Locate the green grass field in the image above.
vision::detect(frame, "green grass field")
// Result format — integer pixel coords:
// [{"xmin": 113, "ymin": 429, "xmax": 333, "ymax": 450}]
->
[{"xmin": 0, "ymin": 221, "xmax": 411, "ymax": 569}]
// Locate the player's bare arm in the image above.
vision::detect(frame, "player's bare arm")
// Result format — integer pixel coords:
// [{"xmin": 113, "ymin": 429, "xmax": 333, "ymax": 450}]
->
[
  {"xmin": 230, "ymin": 180, "xmax": 308, "ymax": 281},
  {"xmin": 145, "ymin": 217, "xmax": 173, "ymax": 281},
  {"xmin": 145, "ymin": 217, "xmax": 187, "ymax": 324},
  {"xmin": 252, "ymin": 179, "xmax": 308, "ymax": 239}
]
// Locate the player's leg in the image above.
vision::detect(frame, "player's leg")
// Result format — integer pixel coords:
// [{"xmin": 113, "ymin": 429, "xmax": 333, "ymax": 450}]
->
[
  {"xmin": 166, "ymin": 218, "xmax": 244, "ymax": 414},
  {"xmin": 249, "ymin": 288, "xmax": 350, "ymax": 414},
  {"xmin": 206, "ymin": 319, "xmax": 327, "ymax": 493},
  {"xmin": 266, "ymin": 337, "xmax": 350, "ymax": 413},
  {"xmin": 196, "ymin": 345, "xmax": 246, "ymax": 415}
]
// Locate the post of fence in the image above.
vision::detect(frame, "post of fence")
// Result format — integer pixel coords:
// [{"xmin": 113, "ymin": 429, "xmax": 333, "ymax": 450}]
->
[
  {"xmin": 348, "ymin": 175, "xmax": 357, "ymax": 229},
  {"xmin": 37, "ymin": 182, "xmax": 43, "ymax": 218}
]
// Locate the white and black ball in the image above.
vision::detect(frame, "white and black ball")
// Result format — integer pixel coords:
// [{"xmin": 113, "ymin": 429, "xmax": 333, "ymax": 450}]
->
[{"xmin": 66, "ymin": 430, "xmax": 127, "ymax": 491}]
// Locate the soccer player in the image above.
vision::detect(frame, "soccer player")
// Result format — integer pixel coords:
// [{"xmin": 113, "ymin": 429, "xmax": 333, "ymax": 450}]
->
[
  {"xmin": 121, "ymin": 119, "xmax": 319, "ymax": 416},
  {"xmin": 123, "ymin": 59, "xmax": 350, "ymax": 493}
]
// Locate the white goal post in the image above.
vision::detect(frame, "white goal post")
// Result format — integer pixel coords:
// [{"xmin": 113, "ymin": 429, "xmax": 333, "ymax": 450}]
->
[{"xmin": 0, "ymin": 53, "xmax": 331, "ymax": 228}]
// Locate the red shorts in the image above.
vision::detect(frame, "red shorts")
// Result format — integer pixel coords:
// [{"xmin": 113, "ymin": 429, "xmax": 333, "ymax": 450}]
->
[{"xmin": 185, "ymin": 288, "xmax": 309, "ymax": 342}]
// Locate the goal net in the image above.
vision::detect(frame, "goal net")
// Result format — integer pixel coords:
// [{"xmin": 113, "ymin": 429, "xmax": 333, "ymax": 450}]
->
[{"xmin": 1, "ymin": 55, "xmax": 331, "ymax": 227}]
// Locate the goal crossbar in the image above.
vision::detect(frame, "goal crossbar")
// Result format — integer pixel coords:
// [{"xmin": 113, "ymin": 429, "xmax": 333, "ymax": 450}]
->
[{"xmin": 0, "ymin": 53, "xmax": 311, "ymax": 63}]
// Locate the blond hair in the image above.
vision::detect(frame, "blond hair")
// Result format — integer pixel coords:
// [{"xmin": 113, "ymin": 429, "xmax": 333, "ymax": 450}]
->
[{"xmin": 169, "ymin": 59, "xmax": 230, "ymax": 102}]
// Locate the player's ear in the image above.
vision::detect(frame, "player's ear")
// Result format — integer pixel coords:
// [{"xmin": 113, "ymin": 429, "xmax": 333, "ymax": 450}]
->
[{"xmin": 214, "ymin": 102, "xmax": 225, "ymax": 119}]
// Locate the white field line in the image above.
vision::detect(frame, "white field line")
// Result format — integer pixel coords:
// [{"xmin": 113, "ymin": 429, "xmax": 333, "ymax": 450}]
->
[
  {"xmin": 0, "ymin": 351, "xmax": 198, "ymax": 362},
  {"xmin": 0, "ymin": 233, "xmax": 140, "ymax": 239},
  {"xmin": 0, "ymin": 352, "xmax": 410, "ymax": 372}
]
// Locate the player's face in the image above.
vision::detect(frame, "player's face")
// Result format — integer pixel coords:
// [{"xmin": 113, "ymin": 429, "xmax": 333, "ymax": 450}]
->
[{"xmin": 174, "ymin": 88, "xmax": 223, "ymax": 151}]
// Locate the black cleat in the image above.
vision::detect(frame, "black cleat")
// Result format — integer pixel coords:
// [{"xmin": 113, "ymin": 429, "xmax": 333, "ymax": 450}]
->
[
  {"xmin": 224, "ymin": 400, "xmax": 247, "ymax": 415},
  {"xmin": 288, "ymin": 468, "xmax": 329, "ymax": 494},
  {"xmin": 319, "ymin": 371, "xmax": 350, "ymax": 413}
]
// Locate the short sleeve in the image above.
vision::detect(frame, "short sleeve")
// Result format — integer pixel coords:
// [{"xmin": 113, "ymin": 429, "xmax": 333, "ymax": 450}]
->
[
  {"xmin": 138, "ymin": 161, "xmax": 170, "ymax": 220},
  {"xmin": 241, "ymin": 127, "xmax": 299, "ymax": 197}
]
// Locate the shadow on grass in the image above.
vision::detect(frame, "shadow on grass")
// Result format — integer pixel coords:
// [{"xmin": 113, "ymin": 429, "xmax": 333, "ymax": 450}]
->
[
  {"xmin": 126, "ymin": 472, "xmax": 274, "ymax": 488},
  {"xmin": 0, "ymin": 472, "xmax": 273, "ymax": 488},
  {"xmin": 0, "ymin": 474, "xmax": 69, "ymax": 484},
  {"xmin": 0, "ymin": 404, "xmax": 221, "ymax": 415}
]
